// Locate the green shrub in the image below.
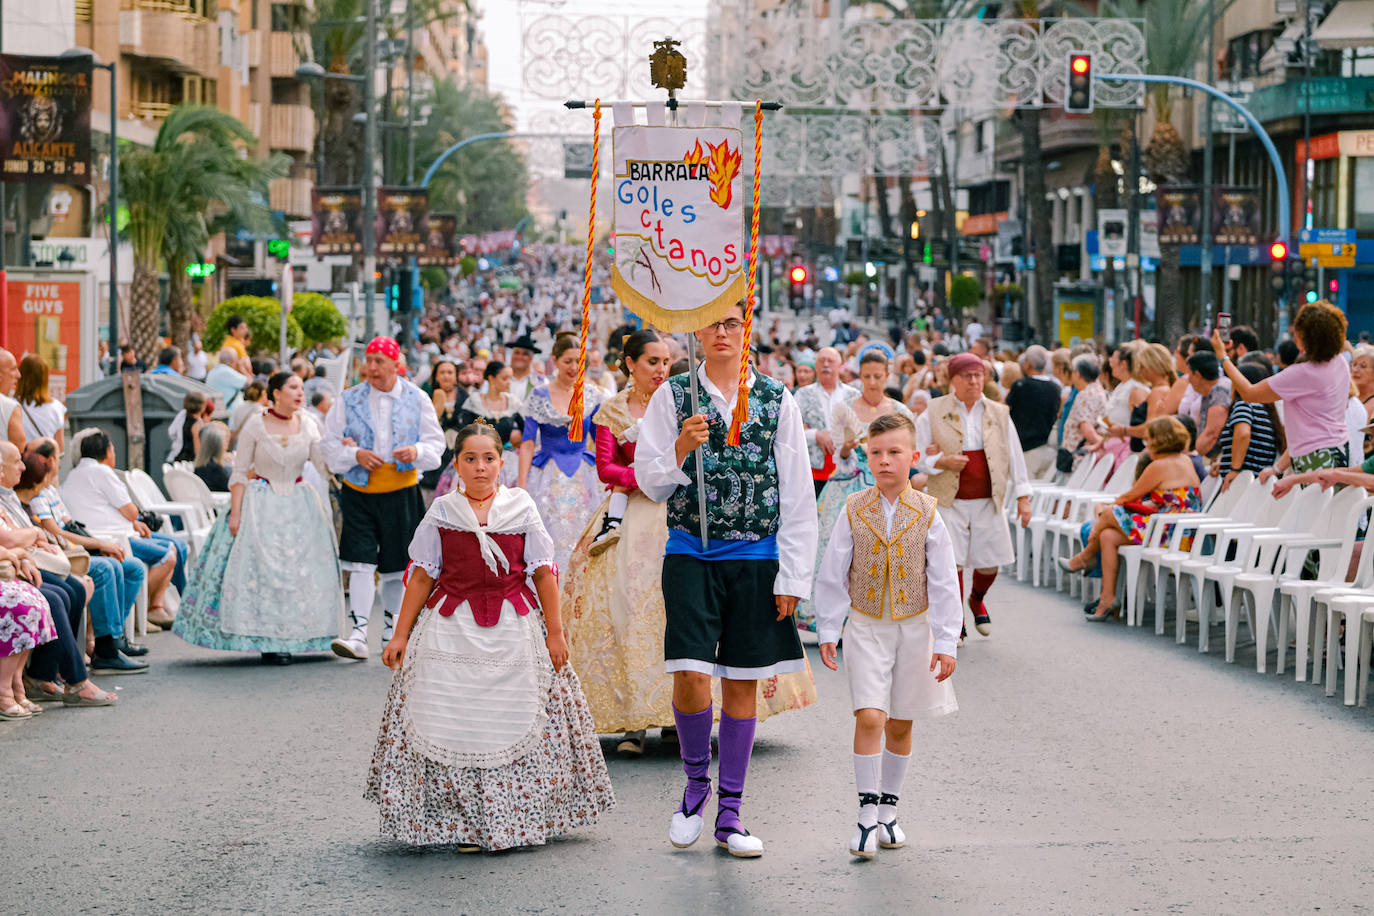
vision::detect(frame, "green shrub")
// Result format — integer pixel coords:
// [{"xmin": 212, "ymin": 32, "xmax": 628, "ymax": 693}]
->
[
  {"xmin": 204, "ymin": 295, "xmax": 303, "ymax": 356},
  {"xmin": 949, "ymin": 274, "xmax": 981, "ymax": 313},
  {"xmin": 291, "ymin": 292, "xmax": 347, "ymax": 346}
]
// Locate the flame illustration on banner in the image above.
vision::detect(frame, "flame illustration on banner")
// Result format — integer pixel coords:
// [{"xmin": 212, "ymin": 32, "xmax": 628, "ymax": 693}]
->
[{"xmin": 683, "ymin": 139, "xmax": 741, "ymax": 210}]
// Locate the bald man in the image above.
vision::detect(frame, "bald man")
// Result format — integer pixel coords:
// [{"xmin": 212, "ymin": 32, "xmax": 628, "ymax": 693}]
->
[
  {"xmin": 0, "ymin": 350, "xmax": 27, "ymax": 449},
  {"xmin": 793, "ymin": 347, "xmax": 857, "ymax": 499}
]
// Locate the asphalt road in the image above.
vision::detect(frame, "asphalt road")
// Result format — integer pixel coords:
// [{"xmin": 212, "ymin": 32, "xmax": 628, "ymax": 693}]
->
[{"xmin": 7, "ymin": 575, "xmax": 1374, "ymax": 915}]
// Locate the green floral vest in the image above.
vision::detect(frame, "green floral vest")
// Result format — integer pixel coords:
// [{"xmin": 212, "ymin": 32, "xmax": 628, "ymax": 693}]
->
[{"xmin": 667, "ymin": 373, "xmax": 784, "ymax": 541}]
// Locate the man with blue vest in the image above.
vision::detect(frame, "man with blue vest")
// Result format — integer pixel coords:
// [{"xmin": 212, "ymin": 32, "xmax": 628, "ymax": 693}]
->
[
  {"xmin": 321, "ymin": 336, "xmax": 445, "ymax": 660},
  {"xmin": 635, "ymin": 301, "xmax": 818, "ymax": 859}
]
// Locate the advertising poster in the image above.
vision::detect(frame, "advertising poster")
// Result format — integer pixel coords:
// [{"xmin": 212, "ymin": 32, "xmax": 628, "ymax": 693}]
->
[
  {"xmin": 0, "ymin": 54, "xmax": 92, "ymax": 183},
  {"xmin": 419, "ymin": 213, "xmax": 459, "ymax": 266},
  {"xmin": 6, "ymin": 275, "xmax": 84, "ymax": 397},
  {"xmin": 1156, "ymin": 186, "xmax": 1201, "ymax": 245},
  {"xmin": 311, "ymin": 186, "xmax": 362, "ymax": 256},
  {"xmin": 1211, "ymin": 186, "xmax": 1262, "ymax": 246},
  {"xmin": 376, "ymin": 187, "xmax": 428, "ymax": 261}
]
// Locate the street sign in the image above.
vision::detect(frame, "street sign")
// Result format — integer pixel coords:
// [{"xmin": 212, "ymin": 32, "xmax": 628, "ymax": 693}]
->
[
  {"xmin": 1299, "ymin": 227, "xmax": 1357, "ymax": 268},
  {"xmin": 1097, "ymin": 208, "xmax": 1128, "ymax": 257}
]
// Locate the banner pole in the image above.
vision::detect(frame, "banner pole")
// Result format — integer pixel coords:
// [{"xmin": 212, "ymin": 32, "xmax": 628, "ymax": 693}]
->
[{"xmin": 687, "ymin": 333, "xmax": 709, "ymax": 552}]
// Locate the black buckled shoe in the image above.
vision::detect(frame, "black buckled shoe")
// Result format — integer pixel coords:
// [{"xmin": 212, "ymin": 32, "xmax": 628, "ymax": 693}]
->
[
  {"xmin": 116, "ymin": 636, "xmax": 149, "ymax": 657},
  {"xmin": 89, "ymin": 650, "xmax": 149, "ymax": 675}
]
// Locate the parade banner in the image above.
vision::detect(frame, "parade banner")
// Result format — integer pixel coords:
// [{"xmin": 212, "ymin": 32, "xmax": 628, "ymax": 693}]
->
[
  {"xmin": 377, "ymin": 187, "xmax": 428, "ymax": 262},
  {"xmin": 311, "ymin": 186, "xmax": 362, "ymax": 256},
  {"xmin": 1156, "ymin": 186, "xmax": 1202, "ymax": 246},
  {"xmin": 1211, "ymin": 186, "xmax": 1262, "ymax": 246},
  {"xmin": 611, "ymin": 124, "xmax": 747, "ymax": 332},
  {"xmin": 0, "ymin": 54, "xmax": 92, "ymax": 183},
  {"xmin": 419, "ymin": 213, "xmax": 459, "ymax": 266}
]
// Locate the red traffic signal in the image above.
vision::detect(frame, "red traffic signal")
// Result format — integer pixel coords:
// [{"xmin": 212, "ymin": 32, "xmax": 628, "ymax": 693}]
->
[
  {"xmin": 1269, "ymin": 240, "xmax": 1288, "ymax": 261},
  {"xmin": 789, "ymin": 265, "xmax": 808, "ymax": 285},
  {"xmin": 1065, "ymin": 52, "xmax": 1094, "ymax": 113}
]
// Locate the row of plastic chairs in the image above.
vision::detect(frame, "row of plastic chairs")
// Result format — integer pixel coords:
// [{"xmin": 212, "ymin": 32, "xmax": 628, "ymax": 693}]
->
[{"xmin": 1057, "ymin": 469, "xmax": 1374, "ymax": 707}]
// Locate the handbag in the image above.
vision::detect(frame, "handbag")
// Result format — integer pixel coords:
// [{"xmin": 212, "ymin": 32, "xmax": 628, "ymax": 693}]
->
[
  {"xmin": 63, "ymin": 519, "xmax": 94, "ymax": 540},
  {"xmin": 136, "ymin": 510, "xmax": 164, "ymax": 532},
  {"xmin": 29, "ymin": 545, "xmax": 71, "ymax": 577},
  {"xmin": 63, "ymin": 545, "xmax": 90, "ymax": 576},
  {"xmin": 1055, "ymin": 447, "xmax": 1076, "ymax": 474},
  {"xmin": 0, "ymin": 558, "xmax": 16, "ymax": 581}
]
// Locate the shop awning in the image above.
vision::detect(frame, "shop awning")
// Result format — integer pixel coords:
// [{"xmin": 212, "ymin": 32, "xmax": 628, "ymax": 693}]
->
[{"xmin": 1314, "ymin": 0, "xmax": 1374, "ymax": 49}]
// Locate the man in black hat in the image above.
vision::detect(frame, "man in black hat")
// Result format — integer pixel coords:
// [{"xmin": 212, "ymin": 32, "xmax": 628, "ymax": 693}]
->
[{"xmin": 507, "ymin": 334, "xmax": 544, "ymax": 403}]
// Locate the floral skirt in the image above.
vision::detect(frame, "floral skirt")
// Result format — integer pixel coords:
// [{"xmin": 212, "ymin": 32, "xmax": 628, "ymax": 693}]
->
[
  {"xmin": 364, "ymin": 641, "xmax": 615, "ymax": 850},
  {"xmin": 174, "ymin": 484, "xmax": 342, "ymax": 654},
  {"xmin": 527, "ymin": 460, "xmax": 604, "ymax": 574},
  {"xmin": 0, "ymin": 580, "xmax": 54, "ymax": 657},
  {"xmin": 562, "ymin": 492, "xmax": 818, "ymax": 733}
]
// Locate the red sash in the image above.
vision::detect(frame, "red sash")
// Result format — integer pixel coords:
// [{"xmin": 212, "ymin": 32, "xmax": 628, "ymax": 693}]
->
[{"xmin": 955, "ymin": 449, "xmax": 992, "ymax": 500}]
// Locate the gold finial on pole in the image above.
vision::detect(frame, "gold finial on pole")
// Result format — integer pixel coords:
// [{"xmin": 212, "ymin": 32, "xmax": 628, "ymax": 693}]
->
[{"xmin": 649, "ymin": 37, "xmax": 687, "ymax": 96}]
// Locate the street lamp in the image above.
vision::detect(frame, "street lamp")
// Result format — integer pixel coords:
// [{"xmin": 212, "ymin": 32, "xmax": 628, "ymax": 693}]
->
[
  {"xmin": 294, "ymin": 0, "xmax": 379, "ymax": 338},
  {"xmin": 62, "ymin": 47, "xmax": 119, "ymax": 356}
]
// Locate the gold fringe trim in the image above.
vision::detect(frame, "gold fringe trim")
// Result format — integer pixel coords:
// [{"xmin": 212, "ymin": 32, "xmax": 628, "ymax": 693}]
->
[{"xmin": 611, "ymin": 266, "xmax": 747, "ymax": 334}]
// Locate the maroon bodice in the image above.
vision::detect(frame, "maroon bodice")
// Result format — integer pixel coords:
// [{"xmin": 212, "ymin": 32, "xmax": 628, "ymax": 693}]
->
[{"xmin": 429, "ymin": 528, "xmax": 536, "ymax": 627}]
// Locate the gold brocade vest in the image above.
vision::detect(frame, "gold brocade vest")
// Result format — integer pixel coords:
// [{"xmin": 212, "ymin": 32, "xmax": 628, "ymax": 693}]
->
[
  {"xmin": 923, "ymin": 394, "xmax": 1012, "ymax": 509},
  {"xmin": 846, "ymin": 485, "xmax": 937, "ymax": 621}
]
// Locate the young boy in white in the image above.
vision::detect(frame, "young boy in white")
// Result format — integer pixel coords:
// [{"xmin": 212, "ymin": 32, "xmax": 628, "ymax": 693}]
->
[{"xmin": 815, "ymin": 413, "xmax": 962, "ymax": 858}]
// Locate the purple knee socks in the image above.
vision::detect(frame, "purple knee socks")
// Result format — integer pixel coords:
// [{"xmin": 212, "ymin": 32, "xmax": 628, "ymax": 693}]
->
[
  {"xmin": 673, "ymin": 703, "xmax": 714, "ymax": 816},
  {"xmin": 714, "ymin": 711, "xmax": 757, "ymax": 841}
]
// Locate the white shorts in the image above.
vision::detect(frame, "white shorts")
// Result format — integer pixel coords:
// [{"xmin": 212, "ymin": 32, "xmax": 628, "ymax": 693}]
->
[
  {"xmin": 940, "ymin": 498, "xmax": 1015, "ymax": 569},
  {"xmin": 843, "ymin": 613, "xmax": 957, "ymax": 721}
]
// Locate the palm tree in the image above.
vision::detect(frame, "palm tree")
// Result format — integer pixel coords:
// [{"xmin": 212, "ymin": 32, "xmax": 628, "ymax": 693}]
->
[
  {"xmin": 1098, "ymin": 0, "xmax": 1237, "ymax": 340},
  {"xmin": 121, "ymin": 105, "xmax": 287, "ymax": 358}
]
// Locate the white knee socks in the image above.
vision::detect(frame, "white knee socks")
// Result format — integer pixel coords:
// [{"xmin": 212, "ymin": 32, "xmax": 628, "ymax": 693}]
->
[
  {"xmin": 346, "ymin": 564, "xmax": 376, "ymax": 639},
  {"xmin": 379, "ymin": 572, "xmax": 406, "ymax": 642},
  {"xmin": 607, "ymin": 491, "xmax": 628, "ymax": 520},
  {"xmin": 879, "ymin": 749, "xmax": 911, "ymax": 823},
  {"xmin": 853, "ymin": 752, "xmax": 881, "ymax": 827}
]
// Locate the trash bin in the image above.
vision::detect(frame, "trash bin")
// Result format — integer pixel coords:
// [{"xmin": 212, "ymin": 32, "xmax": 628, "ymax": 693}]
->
[{"xmin": 65, "ymin": 373, "xmax": 225, "ymax": 491}]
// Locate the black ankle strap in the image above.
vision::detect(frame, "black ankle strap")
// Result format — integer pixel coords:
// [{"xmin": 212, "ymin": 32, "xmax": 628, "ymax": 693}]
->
[
  {"xmin": 687, "ymin": 775, "xmax": 710, "ymax": 784},
  {"xmin": 879, "ymin": 793, "xmax": 899, "ymax": 806},
  {"xmin": 859, "ymin": 792, "xmax": 880, "ymax": 807},
  {"xmin": 717, "ymin": 788, "xmax": 743, "ymax": 800}
]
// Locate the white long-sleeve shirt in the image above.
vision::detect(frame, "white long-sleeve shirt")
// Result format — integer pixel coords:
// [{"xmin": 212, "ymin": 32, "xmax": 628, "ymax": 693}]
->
[
  {"xmin": 814, "ymin": 491, "xmax": 963, "ymax": 655},
  {"xmin": 634, "ymin": 366, "xmax": 819, "ymax": 599},
  {"xmin": 914, "ymin": 396, "xmax": 1034, "ymax": 500},
  {"xmin": 319, "ymin": 379, "xmax": 445, "ymax": 476}
]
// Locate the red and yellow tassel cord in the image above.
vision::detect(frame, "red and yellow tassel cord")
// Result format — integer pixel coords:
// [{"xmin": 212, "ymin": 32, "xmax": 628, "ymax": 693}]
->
[
  {"xmin": 727, "ymin": 100, "xmax": 765, "ymax": 446},
  {"xmin": 568, "ymin": 99, "xmax": 602, "ymax": 443}
]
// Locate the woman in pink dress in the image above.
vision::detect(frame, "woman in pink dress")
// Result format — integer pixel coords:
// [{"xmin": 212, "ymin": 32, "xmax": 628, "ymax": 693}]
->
[{"xmin": 0, "ymin": 546, "xmax": 56, "ymax": 719}]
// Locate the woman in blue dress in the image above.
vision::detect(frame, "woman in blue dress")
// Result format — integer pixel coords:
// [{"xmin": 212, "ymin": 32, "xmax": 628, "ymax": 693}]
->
[
  {"xmin": 174, "ymin": 371, "xmax": 344, "ymax": 663},
  {"xmin": 517, "ymin": 334, "xmax": 607, "ymax": 573}
]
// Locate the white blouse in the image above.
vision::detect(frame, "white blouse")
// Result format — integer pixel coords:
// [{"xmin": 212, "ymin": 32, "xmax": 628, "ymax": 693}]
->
[{"xmin": 230, "ymin": 412, "xmax": 329, "ymax": 496}]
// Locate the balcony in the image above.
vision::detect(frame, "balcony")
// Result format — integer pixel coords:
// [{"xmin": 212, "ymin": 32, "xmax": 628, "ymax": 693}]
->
[
  {"xmin": 268, "ymin": 104, "xmax": 315, "ymax": 152},
  {"xmin": 1248, "ymin": 77, "xmax": 1374, "ymax": 126},
  {"xmin": 131, "ymin": 99, "xmax": 175, "ymax": 121},
  {"xmin": 270, "ymin": 176, "xmax": 312, "ymax": 218},
  {"xmin": 268, "ymin": 33, "xmax": 304, "ymax": 79},
  {"xmin": 119, "ymin": 7, "xmax": 217, "ymax": 77}
]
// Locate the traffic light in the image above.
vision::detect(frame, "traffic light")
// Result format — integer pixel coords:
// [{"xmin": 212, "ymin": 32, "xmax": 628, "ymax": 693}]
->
[
  {"xmin": 1065, "ymin": 52, "xmax": 1094, "ymax": 114},
  {"xmin": 909, "ymin": 220, "xmax": 920, "ymax": 240},
  {"xmin": 1269, "ymin": 240, "xmax": 1289, "ymax": 298},
  {"xmin": 789, "ymin": 265, "xmax": 808, "ymax": 286}
]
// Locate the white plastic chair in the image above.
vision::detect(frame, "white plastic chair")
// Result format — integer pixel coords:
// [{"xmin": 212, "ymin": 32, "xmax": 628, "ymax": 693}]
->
[
  {"xmin": 1025, "ymin": 454, "xmax": 1115, "ymax": 587},
  {"xmin": 121, "ymin": 468, "xmax": 210, "ymax": 559},
  {"xmin": 163, "ymin": 466, "xmax": 226, "ymax": 519},
  {"xmin": 1015, "ymin": 456, "xmax": 1099, "ymax": 580},
  {"xmin": 1305, "ymin": 526, "xmax": 1374, "ymax": 687},
  {"xmin": 1227, "ymin": 489, "xmax": 1370, "ymax": 673},
  {"xmin": 1326, "ymin": 595, "xmax": 1374, "ymax": 705},
  {"xmin": 1048, "ymin": 453, "xmax": 1140, "ymax": 595},
  {"xmin": 316, "ymin": 346, "xmax": 353, "ymax": 397}
]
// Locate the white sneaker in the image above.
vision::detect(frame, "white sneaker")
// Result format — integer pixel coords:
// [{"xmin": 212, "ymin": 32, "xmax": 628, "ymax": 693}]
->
[
  {"xmin": 877, "ymin": 818, "xmax": 906, "ymax": 849},
  {"xmin": 717, "ymin": 831, "xmax": 764, "ymax": 858},
  {"xmin": 669, "ymin": 782, "xmax": 712, "ymax": 848},
  {"xmin": 850, "ymin": 823, "xmax": 879, "ymax": 859},
  {"xmin": 331, "ymin": 635, "xmax": 369, "ymax": 660}
]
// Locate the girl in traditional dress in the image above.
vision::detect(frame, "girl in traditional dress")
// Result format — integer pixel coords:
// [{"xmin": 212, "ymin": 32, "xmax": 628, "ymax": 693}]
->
[
  {"xmin": 174, "ymin": 372, "xmax": 344, "ymax": 664},
  {"xmin": 421, "ymin": 359, "xmax": 461, "ymax": 493},
  {"xmin": 796, "ymin": 346, "xmax": 915, "ymax": 634},
  {"xmin": 562, "ymin": 335, "xmax": 819, "ymax": 757},
  {"xmin": 450, "ymin": 361, "xmax": 523, "ymax": 491},
  {"xmin": 517, "ymin": 335, "xmax": 607, "ymax": 572},
  {"xmin": 368, "ymin": 422, "xmax": 614, "ymax": 851}
]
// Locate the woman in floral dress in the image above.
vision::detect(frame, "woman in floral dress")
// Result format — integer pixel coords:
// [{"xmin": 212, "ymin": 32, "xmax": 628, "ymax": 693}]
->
[
  {"xmin": 368, "ymin": 423, "xmax": 614, "ymax": 851},
  {"xmin": 517, "ymin": 335, "xmax": 607, "ymax": 572},
  {"xmin": 0, "ymin": 547, "xmax": 55, "ymax": 719},
  {"xmin": 796, "ymin": 347, "xmax": 915, "ymax": 633}
]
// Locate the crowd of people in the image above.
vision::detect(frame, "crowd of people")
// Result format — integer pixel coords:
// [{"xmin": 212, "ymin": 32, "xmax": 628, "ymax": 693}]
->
[{"xmin": 6, "ymin": 239, "xmax": 1369, "ymax": 860}]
